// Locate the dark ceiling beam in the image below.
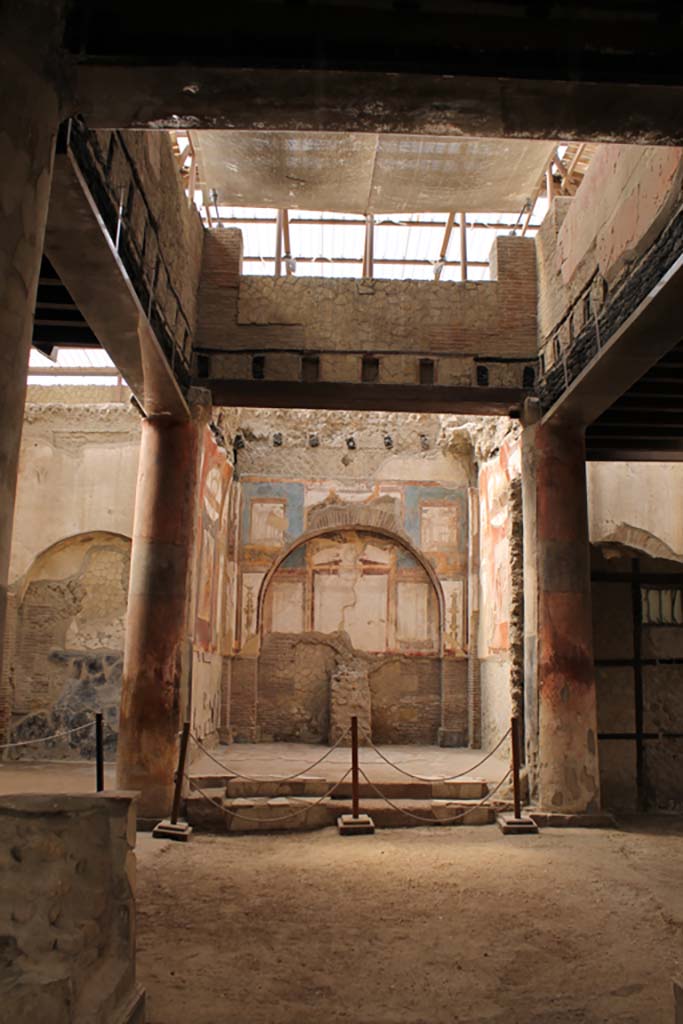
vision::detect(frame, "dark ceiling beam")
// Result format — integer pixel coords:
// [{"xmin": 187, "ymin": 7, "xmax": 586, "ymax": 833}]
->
[
  {"xmin": 65, "ymin": 3, "xmax": 683, "ymax": 81},
  {"xmin": 203, "ymin": 379, "xmax": 525, "ymax": 416},
  {"xmin": 587, "ymin": 447, "xmax": 683, "ymax": 462},
  {"xmin": 32, "ymin": 324, "xmax": 101, "ymax": 346},
  {"xmin": 588, "ymin": 428, "xmax": 683, "ymax": 441},
  {"xmin": 72, "ymin": 64, "xmax": 683, "ymax": 143}
]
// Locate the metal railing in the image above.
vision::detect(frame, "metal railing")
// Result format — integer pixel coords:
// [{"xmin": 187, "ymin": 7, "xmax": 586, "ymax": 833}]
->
[{"xmin": 62, "ymin": 117, "xmax": 194, "ymax": 387}]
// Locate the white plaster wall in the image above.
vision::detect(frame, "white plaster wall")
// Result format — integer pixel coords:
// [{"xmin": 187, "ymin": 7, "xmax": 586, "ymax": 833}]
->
[
  {"xmin": 479, "ymin": 657, "xmax": 513, "ymax": 751},
  {"xmin": 9, "ymin": 403, "xmax": 140, "ymax": 582},
  {"xmin": 588, "ymin": 461, "xmax": 683, "ymax": 561}
]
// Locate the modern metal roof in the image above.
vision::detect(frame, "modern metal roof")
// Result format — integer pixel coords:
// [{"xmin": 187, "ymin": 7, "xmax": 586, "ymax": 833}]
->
[{"xmin": 191, "ymin": 131, "xmax": 557, "ymax": 215}]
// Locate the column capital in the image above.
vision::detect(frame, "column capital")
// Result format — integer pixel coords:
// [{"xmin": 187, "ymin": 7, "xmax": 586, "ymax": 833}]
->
[{"xmin": 187, "ymin": 386, "xmax": 213, "ymax": 427}]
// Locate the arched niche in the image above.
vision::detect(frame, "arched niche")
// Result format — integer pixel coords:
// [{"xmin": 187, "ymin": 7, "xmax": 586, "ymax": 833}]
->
[{"xmin": 258, "ymin": 524, "xmax": 444, "ymax": 657}]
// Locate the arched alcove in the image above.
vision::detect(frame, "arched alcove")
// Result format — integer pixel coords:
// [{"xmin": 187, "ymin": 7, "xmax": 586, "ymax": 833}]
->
[{"xmin": 258, "ymin": 522, "xmax": 445, "ymax": 652}]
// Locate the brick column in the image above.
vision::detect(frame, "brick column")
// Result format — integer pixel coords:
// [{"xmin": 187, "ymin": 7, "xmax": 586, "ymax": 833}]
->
[
  {"xmin": 117, "ymin": 414, "xmax": 200, "ymax": 819},
  {"xmin": 522, "ymin": 416, "xmax": 600, "ymax": 812},
  {"xmin": 0, "ymin": 18, "xmax": 61, "ymax": 731}
]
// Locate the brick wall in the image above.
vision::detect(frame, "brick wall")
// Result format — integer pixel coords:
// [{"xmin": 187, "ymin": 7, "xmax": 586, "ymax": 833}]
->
[
  {"xmin": 230, "ymin": 657, "xmax": 258, "ymax": 740},
  {"xmin": 195, "ymin": 232, "xmax": 538, "ymax": 388},
  {"xmin": 256, "ymin": 633, "xmax": 448, "ymax": 745},
  {"xmin": 370, "ymin": 655, "xmax": 444, "ymax": 744},
  {"xmin": 440, "ymin": 657, "xmax": 469, "ymax": 745}
]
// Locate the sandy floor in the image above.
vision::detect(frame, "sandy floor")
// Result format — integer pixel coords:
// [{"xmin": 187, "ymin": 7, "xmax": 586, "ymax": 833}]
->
[
  {"xmin": 136, "ymin": 818, "xmax": 683, "ymax": 1024},
  {"xmin": 0, "ymin": 759, "xmax": 116, "ymax": 794}
]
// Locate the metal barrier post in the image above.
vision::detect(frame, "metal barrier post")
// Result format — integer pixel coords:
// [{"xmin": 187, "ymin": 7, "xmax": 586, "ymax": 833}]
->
[
  {"xmin": 351, "ymin": 715, "xmax": 360, "ymax": 819},
  {"xmin": 337, "ymin": 715, "xmax": 375, "ymax": 836},
  {"xmin": 497, "ymin": 715, "xmax": 539, "ymax": 835},
  {"xmin": 511, "ymin": 715, "xmax": 522, "ymax": 820},
  {"xmin": 171, "ymin": 722, "xmax": 190, "ymax": 826},
  {"xmin": 95, "ymin": 712, "xmax": 104, "ymax": 792},
  {"xmin": 152, "ymin": 722, "xmax": 193, "ymax": 841}
]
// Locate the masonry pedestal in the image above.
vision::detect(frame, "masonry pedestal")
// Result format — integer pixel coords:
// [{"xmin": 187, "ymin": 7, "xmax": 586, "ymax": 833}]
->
[
  {"xmin": 117, "ymin": 415, "xmax": 199, "ymax": 819},
  {"xmin": 523, "ymin": 418, "xmax": 601, "ymax": 813}
]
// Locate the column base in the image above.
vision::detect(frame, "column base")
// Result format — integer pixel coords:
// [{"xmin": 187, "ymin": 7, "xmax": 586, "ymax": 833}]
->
[
  {"xmin": 152, "ymin": 819, "xmax": 193, "ymax": 841},
  {"xmin": 528, "ymin": 810, "xmax": 617, "ymax": 829},
  {"xmin": 337, "ymin": 813, "xmax": 375, "ymax": 835},
  {"xmin": 497, "ymin": 813, "xmax": 539, "ymax": 835}
]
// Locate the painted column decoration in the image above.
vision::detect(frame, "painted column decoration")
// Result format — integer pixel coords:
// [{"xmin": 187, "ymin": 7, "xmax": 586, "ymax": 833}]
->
[{"xmin": 523, "ymin": 416, "xmax": 600, "ymax": 813}]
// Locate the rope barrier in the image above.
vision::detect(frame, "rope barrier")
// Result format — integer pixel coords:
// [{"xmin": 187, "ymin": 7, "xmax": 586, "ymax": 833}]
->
[
  {"xmin": 188, "ymin": 725, "xmax": 352, "ymax": 783},
  {"xmin": 358, "ymin": 766, "xmax": 512, "ymax": 825},
  {"xmin": 0, "ymin": 720, "xmax": 94, "ymax": 750},
  {"xmin": 358, "ymin": 726, "xmax": 512, "ymax": 783},
  {"xmin": 187, "ymin": 768, "xmax": 353, "ymax": 825}
]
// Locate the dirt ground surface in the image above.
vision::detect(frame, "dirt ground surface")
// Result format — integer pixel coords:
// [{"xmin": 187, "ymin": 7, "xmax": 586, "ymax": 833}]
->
[{"xmin": 136, "ymin": 818, "xmax": 683, "ymax": 1024}]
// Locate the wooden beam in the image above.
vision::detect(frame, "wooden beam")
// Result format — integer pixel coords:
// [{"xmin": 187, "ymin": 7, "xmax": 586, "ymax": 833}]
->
[
  {"xmin": 282, "ymin": 209, "xmax": 293, "ymax": 275},
  {"xmin": 363, "ymin": 213, "xmax": 374, "ymax": 278},
  {"xmin": 240, "ymin": 255, "xmax": 490, "ymax": 268},
  {"xmin": 274, "ymin": 208, "xmax": 283, "ymax": 277},
  {"xmin": 205, "ymin": 214, "xmax": 542, "ymax": 231},
  {"xmin": 565, "ymin": 142, "xmax": 586, "ymax": 182},
  {"xmin": 459, "ymin": 211, "xmax": 468, "ymax": 282},
  {"xmin": 435, "ymin": 211, "xmax": 455, "ymax": 280}
]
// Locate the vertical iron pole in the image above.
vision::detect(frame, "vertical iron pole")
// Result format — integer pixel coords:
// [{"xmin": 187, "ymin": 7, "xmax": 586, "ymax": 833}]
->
[
  {"xmin": 511, "ymin": 716, "xmax": 522, "ymax": 820},
  {"xmin": 171, "ymin": 722, "xmax": 191, "ymax": 826},
  {"xmin": 351, "ymin": 715, "xmax": 360, "ymax": 819},
  {"xmin": 95, "ymin": 712, "xmax": 104, "ymax": 792}
]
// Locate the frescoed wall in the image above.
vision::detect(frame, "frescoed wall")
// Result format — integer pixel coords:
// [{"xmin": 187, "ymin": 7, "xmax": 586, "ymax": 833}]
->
[
  {"xmin": 226, "ymin": 440, "xmax": 472, "ymax": 743},
  {"xmin": 190, "ymin": 427, "xmax": 234, "ymax": 742},
  {"xmin": 477, "ymin": 436, "xmax": 523, "ymax": 749}
]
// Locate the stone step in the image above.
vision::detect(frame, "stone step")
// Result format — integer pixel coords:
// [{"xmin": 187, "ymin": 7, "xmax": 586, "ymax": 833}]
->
[
  {"xmin": 334, "ymin": 798, "xmax": 497, "ymax": 829},
  {"xmin": 224, "ymin": 776, "xmax": 329, "ymax": 798},
  {"xmin": 184, "ymin": 792, "xmax": 499, "ymax": 834},
  {"xmin": 190, "ymin": 774, "xmax": 489, "ymax": 801},
  {"xmin": 331, "ymin": 779, "xmax": 489, "ymax": 801}
]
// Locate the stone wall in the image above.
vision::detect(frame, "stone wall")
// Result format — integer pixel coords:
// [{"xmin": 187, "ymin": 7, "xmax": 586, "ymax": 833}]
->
[
  {"xmin": 243, "ymin": 632, "xmax": 448, "ymax": 746},
  {"xmin": 0, "ymin": 792, "xmax": 144, "ymax": 1024},
  {"xmin": 9, "ymin": 400, "xmax": 140, "ymax": 583},
  {"xmin": 2, "ymin": 395, "xmax": 140, "ymax": 749},
  {"xmin": 6, "ymin": 532, "xmax": 130, "ymax": 758},
  {"xmin": 197, "ymin": 233, "xmax": 537, "ymax": 389},
  {"xmin": 536, "ymin": 144, "xmax": 683, "ymax": 387}
]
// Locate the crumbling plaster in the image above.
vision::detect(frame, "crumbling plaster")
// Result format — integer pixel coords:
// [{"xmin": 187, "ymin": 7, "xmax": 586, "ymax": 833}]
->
[
  {"xmin": 10, "ymin": 402, "xmax": 140, "ymax": 584},
  {"xmin": 588, "ymin": 461, "xmax": 683, "ymax": 563}
]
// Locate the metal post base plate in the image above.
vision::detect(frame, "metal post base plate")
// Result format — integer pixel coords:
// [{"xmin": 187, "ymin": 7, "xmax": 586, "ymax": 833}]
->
[
  {"xmin": 152, "ymin": 819, "xmax": 193, "ymax": 841},
  {"xmin": 497, "ymin": 813, "xmax": 539, "ymax": 835},
  {"xmin": 337, "ymin": 813, "xmax": 375, "ymax": 835}
]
